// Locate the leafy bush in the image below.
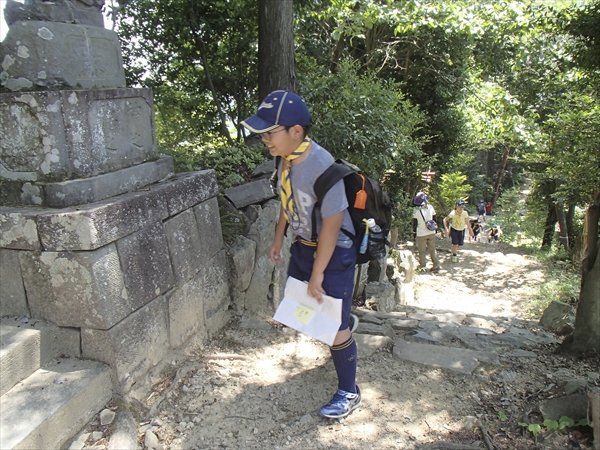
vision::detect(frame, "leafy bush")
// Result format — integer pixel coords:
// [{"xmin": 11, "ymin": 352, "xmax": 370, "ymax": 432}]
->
[
  {"xmin": 297, "ymin": 58, "xmax": 429, "ymax": 207},
  {"xmin": 492, "ymin": 187, "xmax": 524, "ymax": 239},
  {"xmin": 167, "ymin": 142, "xmax": 265, "ymax": 189},
  {"xmin": 438, "ymin": 171, "xmax": 472, "ymax": 216}
]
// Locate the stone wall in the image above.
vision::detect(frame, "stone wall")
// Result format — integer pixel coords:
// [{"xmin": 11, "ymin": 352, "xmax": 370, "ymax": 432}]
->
[{"xmin": 0, "ymin": 170, "xmax": 233, "ymax": 393}]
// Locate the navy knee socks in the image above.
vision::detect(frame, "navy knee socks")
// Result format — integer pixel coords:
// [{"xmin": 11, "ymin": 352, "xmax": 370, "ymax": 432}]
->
[{"xmin": 330, "ymin": 336, "xmax": 357, "ymax": 393}]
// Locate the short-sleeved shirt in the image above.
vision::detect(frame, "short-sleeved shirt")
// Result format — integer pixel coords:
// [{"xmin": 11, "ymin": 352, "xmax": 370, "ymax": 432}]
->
[
  {"xmin": 447, "ymin": 209, "xmax": 469, "ymax": 231},
  {"xmin": 412, "ymin": 204, "xmax": 436, "ymax": 237},
  {"xmin": 278, "ymin": 141, "xmax": 354, "ymax": 248}
]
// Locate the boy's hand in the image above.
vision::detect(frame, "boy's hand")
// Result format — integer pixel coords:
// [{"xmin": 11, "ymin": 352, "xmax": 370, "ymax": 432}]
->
[
  {"xmin": 270, "ymin": 241, "xmax": 283, "ymax": 265},
  {"xmin": 308, "ymin": 272, "xmax": 325, "ymax": 304}
]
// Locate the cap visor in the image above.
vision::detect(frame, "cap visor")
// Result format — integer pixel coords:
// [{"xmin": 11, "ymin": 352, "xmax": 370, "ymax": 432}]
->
[{"xmin": 240, "ymin": 115, "xmax": 278, "ymax": 134}]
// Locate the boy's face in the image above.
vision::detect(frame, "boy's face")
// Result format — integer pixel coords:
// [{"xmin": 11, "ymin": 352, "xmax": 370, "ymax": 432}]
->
[
  {"xmin": 456, "ymin": 206, "xmax": 465, "ymax": 213},
  {"xmin": 261, "ymin": 125, "xmax": 304, "ymax": 157}
]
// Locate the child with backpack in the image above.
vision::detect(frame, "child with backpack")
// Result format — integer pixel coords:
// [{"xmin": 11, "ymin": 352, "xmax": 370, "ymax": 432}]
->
[
  {"xmin": 489, "ymin": 224, "xmax": 503, "ymax": 243},
  {"xmin": 477, "ymin": 200, "xmax": 486, "ymax": 222},
  {"xmin": 241, "ymin": 90, "xmax": 360, "ymax": 419},
  {"xmin": 469, "ymin": 219, "xmax": 482, "ymax": 242},
  {"xmin": 443, "ymin": 199, "xmax": 474, "ymax": 262}
]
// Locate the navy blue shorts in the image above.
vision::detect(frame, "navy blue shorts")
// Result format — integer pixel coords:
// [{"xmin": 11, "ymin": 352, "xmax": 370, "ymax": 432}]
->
[
  {"xmin": 287, "ymin": 241, "xmax": 356, "ymax": 331},
  {"xmin": 450, "ymin": 227, "xmax": 465, "ymax": 246}
]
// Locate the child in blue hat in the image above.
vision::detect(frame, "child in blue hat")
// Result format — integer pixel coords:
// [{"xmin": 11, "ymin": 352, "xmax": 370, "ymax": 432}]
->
[
  {"xmin": 443, "ymin": 199, "xmax": 474, "ymax": 262},
  {"xmin": 241, "ymin": 90, "xmax": 361, "ymax": 419}
]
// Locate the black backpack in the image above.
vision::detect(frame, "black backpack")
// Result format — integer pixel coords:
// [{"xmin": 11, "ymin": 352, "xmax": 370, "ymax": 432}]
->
[{"xmin": 311, "ymin": 159, "xmax": 393, "ymax": 264}]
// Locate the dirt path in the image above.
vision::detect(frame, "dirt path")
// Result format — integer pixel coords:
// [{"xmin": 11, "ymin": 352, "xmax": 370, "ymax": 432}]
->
[{"xmin": 79, "ymin": 238, "xmax": 597, "ymax": 450}]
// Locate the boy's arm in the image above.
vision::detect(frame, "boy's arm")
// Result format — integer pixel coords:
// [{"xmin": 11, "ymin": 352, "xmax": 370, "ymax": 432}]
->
[
  {"xmin": 443, "ymin": 215, "xmax": 451, "ymax": 235},
  {"xmin": 307, "ymin": 210, "xmax": 344, "ymax": 303},
  {"xmin": 270, "ymin": 205, "xmax": 288, "ymax": 265}
]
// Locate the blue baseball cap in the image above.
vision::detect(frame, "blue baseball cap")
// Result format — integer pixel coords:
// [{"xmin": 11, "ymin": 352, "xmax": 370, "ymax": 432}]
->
[
  {"xmin": 456, "ymin": 199, "xmax": 466, "ymax": 207},
  {"xmin": 240, "ymin": 90, "xmax": 311, "ymax": 133}
]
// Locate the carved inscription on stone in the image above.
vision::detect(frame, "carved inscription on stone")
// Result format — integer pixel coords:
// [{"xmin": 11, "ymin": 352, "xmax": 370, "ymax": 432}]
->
[
  {"xmin": 89, "ymin": 97, "xmax": 154, "ymax": 171},
  {"xmin": 0, "ymin": 103, "xmax": 44, "ymax": 172}
]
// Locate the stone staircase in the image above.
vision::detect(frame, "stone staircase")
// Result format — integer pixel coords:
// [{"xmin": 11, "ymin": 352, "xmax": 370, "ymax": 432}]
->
[{"xmin": 0, "ymin": 318, "xmax": 113, "ymax": 450}]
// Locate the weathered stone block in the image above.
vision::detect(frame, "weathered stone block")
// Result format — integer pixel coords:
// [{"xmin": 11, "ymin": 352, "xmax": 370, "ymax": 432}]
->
[
  {"xmin": 166, "ymin": 272, "xmax": 207, "ymax": 349},
  {"xmin": 61, "ymin": 88, "xmax": 157, "ymax": 175},
  {"xmin": 0, "ymin": 207, "xmax": 41, "ymax": 250},
  {"xmin": 4, "ymin": 0, "xmax": 105, "ymax": 28},
  {"xmin": 199, "ymin": 251, "xmax": 231, "ymax": 337},
  {"xmin": 243, "ymin": 200, "xmax": 291, "ymax": 318},
  {"xmin": 36, "ymin": 189, "xmax": 169, "ymax": 251},
  {"xmin": 223, "ymin": 178, "xmax": 276, "ymax": 209},
  {"xmin": 1, "ymin": 21, "xmax": 125, "ymax": 91},
  {"xmin": 116, "ymin": 222, "xmax": 174, "ymax": 310},
  {"xmin": 43, "ymin": 156, "xmax": 174, "ymax": 208},
  {"xmin": 193, "ymin": 196, "xmax": 223, "ymax": 260},
  {"xmin": 0, "ymin": 249, "xmax": 30, "ymax": 317},
  {"xmin": 19, "ymin": 244, "xmax": 133, "ymax": 329},
  {"xmin": 227, "ymin": 235, "xmax": 256, "ymax": 291},
  {"xmin": 0, "ymin": 88, "xmax": 157, "ymax": 185},
  {"xmin": 81, "ymin": 296, "xmax": 170, "ymax": 393},
  {"xmin": 164, "ymin": 209, "xmax": 202, "ymax": 285},
  {"xmin": 151, "ymin": 170, "xmax": 218, "ymax": 217}
]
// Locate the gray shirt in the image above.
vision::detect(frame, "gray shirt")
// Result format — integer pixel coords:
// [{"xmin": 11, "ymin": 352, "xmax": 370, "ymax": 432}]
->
[{"xmin": 278, "ymin": 141, "xmax": 354, "ymax": 248}]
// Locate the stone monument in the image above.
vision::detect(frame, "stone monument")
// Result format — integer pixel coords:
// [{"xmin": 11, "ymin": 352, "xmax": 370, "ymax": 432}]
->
[{"xmin": 0, "ymin": 0, "xmax": 231, "ymax": 395}]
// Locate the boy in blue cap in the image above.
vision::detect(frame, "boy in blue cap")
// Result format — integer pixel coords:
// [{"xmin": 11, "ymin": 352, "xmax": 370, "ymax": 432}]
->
[
  {"xmin": 443, "ymin": 199, "xmax": 474, "ymax": 262},
  {"xmin": 241, "ymin": 90, "xmax": 360, "ymax": 419}
]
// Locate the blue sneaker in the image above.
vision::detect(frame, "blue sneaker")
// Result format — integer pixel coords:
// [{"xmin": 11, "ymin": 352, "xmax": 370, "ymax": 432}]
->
[
  {"xmin": 319, "ymin": 385, "xmax": 361, "ymax": 419},
  {"xmin": 348, "ymin": 313, "xmax": 359, "ymax": 333}
]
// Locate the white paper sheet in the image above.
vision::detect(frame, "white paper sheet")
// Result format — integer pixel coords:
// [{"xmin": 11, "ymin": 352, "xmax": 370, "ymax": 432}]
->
[{"xmin": 273, "ymin": 276, "xmax": 342, "ymax": 346}]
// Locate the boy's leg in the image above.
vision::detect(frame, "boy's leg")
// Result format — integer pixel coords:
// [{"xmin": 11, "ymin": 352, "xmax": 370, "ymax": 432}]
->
[
  {"xmin": 415, "ymin": 235, "xmax": 428, "ymax": 269},
  {"xmin": 427, "ymin": 234, "xmax": 440, "ymax": 270},
  {"xmin": 319, "ymin": 246, "xmax": 360, "ymax": 418},
  {"xmin": 450, "ymin": 228, "xmax": 464, "ymax": 262}
]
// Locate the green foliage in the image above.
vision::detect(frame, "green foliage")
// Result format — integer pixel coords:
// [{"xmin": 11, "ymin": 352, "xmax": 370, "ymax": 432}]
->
[
  {"xmin": 297, "ymin": 59, "xmax": 429, "ymax": 205},
  {"xmin": 491, "ymin": 187, "xmax": 524, "ymax": 239},
  {"xmin": 169, "ymin": 142, "xmax": 265, "ymax": 189},
  {"xmin": 526, "ymin": 263, "xmax": 580, "ymax": 318},
  {"xmin": 438, "ymin": 172, "xmax": 472, "ymax": 215},
  {"xmin": 519, "ymin": 416, "xmax": 588, "ymax": 438},
  {"xmin": 116, "ymin": 0, "xmax": 258, "ymax": 145}
]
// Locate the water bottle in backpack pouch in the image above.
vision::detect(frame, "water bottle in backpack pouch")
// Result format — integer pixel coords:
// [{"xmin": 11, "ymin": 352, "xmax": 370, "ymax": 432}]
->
[{"xmin": 366, "ymin": 218, "xmax": 386, "ymax": 260}]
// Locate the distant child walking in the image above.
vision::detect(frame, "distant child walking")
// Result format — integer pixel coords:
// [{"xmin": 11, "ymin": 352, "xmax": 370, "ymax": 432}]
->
[
  {"xmin": 241, "ymin": 90, "xmax": 360, "ymax": 420},
  {"xmin": 444, "ymin": 200, "xmax": 474, "ymax": 262},
  {"xmin": 412, "ymin": 192, "xmax": 441, "ymax": 272},
  {"xmin": 477, "ymin": 200, "xmax": 486, "ymax": 222}
]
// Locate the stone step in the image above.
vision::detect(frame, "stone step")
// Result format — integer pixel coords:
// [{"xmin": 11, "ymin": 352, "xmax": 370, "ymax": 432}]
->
[
  {"xmin": 0, "ymin": 318, "xmax": 81, "ymax": 397},
  {"xmin": 0, "ymin": 358, "xmax": 112, "ymax": 450},
  {"xmin": 0, "ymin": 319, "xmax": 57, "ymax": 397}
]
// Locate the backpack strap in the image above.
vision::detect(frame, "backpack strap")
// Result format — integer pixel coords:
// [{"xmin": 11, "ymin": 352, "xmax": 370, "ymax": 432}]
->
[{"xmin": 310, "ymin": 163, "xmax": 354, "ymax": 242}]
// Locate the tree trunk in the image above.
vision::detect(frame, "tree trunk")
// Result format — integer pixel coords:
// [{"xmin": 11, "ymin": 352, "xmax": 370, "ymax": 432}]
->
[
  {"xmin": 559, "ymin": 247, "xmax": 600, "ymax": 354},
  {"xmin": 492, "ymin": 145, "xmax": 510, "ymax": 206},
  {"xmin": 559, "ymin": 192, "xmax": 600, "ymax": 355},
  {"xmin": 542, "ymin": 200, "xmax": 557, "ymax": 249},
  {"xmin": 555, "ymin": 201, "xmax": 570, "ymax": 252},
  {"xmin": 581, "ymin": 193, "xmax": 600, "ymax": 286},
  {"xmin": 200, "ymin": 47, "xmax": 234, "ymax": 146},
  {"xmin": 486, "ymin": 149, "xmax": 495, "ymax": 180},
  {"xmin": 258, "ymin": 0, "xmax": 295, "ymax": 101},
  {"xmin": 567, "ymin": 203, "xmax": 576, "ymax": 250}
]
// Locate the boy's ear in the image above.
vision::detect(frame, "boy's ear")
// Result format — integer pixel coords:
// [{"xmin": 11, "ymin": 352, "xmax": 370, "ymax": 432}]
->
[{"xmin": 289, "ymin": 124, "xmax": 305, "ymax": 138}]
